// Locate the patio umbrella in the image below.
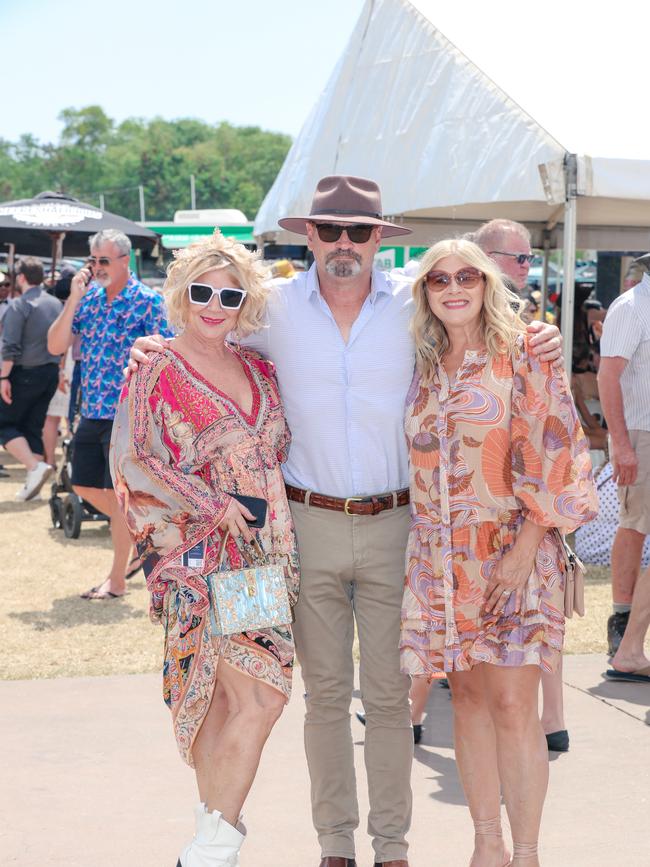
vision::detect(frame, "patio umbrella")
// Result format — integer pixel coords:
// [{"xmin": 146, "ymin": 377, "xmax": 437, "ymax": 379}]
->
[{"xmin": 0, "ymin": 190, "xmax": 159, "ymax": 274}]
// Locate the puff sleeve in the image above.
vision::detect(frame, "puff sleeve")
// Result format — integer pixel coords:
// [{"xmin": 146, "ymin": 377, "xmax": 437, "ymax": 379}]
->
[
  {"xmin": 510, "ymin": 337, "xmax": 598, "ymax": 532},
  {"xmin": 110, "ymin": 355, "xmax": 232, "ymax": 620}
]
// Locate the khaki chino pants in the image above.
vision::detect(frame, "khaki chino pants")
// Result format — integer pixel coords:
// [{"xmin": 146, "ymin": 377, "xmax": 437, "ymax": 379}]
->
[
  {"xmin": 290, "ymin": 499, "xmax": 413, "ymax": 862},
  {"xmin": 617, "ymin": 429, "xmax": 650, "ymax": 535}
]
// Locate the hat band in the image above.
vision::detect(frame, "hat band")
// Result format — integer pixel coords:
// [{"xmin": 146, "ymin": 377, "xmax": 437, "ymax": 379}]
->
[{"xmin": 309, "ymin": 207, "xmax": 383, "ymax": 219}]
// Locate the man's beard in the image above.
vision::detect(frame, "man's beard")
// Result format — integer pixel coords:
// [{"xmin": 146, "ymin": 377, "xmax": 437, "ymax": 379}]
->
[{"xmin": 325, "ymin": 251, "xmax": 362, "ymax": 278}]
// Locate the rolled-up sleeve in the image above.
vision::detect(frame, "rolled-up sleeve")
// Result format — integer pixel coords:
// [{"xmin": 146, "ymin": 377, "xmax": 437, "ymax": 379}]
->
[
  {"xmin": 1, "ymin": 304, "xmax": 26, "ymax": 361},
  {"xmin": 600, "ymin": 301, "xmax": 641, "ymax": 360}
]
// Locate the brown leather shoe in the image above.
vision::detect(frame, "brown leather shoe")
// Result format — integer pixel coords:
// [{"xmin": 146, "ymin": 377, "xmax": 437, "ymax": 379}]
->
[{"xmin": 319, "ymin": 859, "xmax": 356, "ymax": 867}]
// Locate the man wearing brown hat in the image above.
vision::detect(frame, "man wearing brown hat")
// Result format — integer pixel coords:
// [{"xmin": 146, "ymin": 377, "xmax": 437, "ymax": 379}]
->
[{"xmin": 128, "ymin": 175, "xmax": 561, "ymax": 867}]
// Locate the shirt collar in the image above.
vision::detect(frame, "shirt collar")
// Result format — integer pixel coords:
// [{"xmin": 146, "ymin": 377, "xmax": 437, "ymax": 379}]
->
[
  {"xmin": 369, "ymin": 267, "xmax": 393, "ymax": 300},
  {"xmin": 22, "ymin": 284, "xmax": 43, "ymax": 298},
  {"xmin": 306, "ymin": 263, "xmax": 392, "ymax": 303},
  {"xmin": 92, "ymin": 272, "xmax": 139, "ymax": 307}
]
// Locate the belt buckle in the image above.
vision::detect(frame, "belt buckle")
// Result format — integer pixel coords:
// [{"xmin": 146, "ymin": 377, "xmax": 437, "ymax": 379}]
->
[{"xmin": 344, "ymin": 496, "xmax": 363, "ymax": 516}]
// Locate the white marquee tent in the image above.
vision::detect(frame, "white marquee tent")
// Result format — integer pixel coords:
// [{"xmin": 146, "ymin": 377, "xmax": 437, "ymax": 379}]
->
[{"xmin": 254, "ymin": 0, "xmax": 650, "ymax": 366}]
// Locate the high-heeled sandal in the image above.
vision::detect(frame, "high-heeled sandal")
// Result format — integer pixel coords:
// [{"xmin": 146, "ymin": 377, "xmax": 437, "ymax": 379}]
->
[
  {"xmin": 512, "ymin": 842, "xmax": 538, "ymax": 861},
  {"xmin": 471, "ymin": 817, "xmax": 511, "ymax": 867}
]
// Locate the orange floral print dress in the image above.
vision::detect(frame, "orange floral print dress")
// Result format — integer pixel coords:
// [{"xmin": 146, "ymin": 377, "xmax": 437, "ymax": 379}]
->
[{"xmin": 400, "ymin": 337, "xmax": 597, "ymax": 677}]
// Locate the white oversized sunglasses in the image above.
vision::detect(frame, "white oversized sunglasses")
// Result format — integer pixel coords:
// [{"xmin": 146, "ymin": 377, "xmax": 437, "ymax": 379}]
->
[{"xmin": 187, "ymin": 282, "xmax": 247, "ymax": 309}]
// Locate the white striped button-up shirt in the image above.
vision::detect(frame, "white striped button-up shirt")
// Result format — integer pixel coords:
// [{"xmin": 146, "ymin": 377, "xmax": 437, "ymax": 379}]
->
[
  {"xmin": 243, "ymin": 264, "xmax": 415, "ymax": 497},
  {"xmin": 600, "ymin": 273, "xmax": 650, "ymax": 432}
]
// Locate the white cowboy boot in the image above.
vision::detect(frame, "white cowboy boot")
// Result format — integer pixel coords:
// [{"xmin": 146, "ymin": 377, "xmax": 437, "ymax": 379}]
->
[
  {"xmin": 178, "ymin": 803, "xmax": 245, "ymax": 867},
  {"xmin": 233, "ymin": 816, "xmax": 246, "ymax": 867}
]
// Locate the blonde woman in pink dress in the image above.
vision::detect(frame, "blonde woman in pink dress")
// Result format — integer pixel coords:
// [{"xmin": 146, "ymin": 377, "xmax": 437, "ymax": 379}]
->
[
  {"xmin": 110, "ymin": 233, "xmax": 299, "ymax": 867},
  {"xmin": 400, "ymin": 240, "xmax": 597, "ymax": 867}
]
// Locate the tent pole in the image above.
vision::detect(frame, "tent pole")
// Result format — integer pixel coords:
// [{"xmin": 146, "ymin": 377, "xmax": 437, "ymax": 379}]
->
[
  {"xmin": 139, "ymin": 185, "xmax": 146, "ymax": 223},
  {"xmin": 49, "ymin": 232, "xmax": 64, "ymax": 282},
  {"xmin": 7, "ymin": 243, "xmax": 16, "ymax": 291},
  {"xmin": 561, "ymin": 154, "xmax": 578, "ymax": 372},
  {"xmin": 540, "ymin": 231, "xmax": 550, "ymax": 317}
]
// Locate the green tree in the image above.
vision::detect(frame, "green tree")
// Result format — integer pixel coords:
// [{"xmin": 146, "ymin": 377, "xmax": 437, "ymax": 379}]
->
[
  {"xmin": 0, "ymin": 107, "xmax": 292, "ymax": 222},
  {"xmin": 58, "ymin": 105, "xmax": 113, "ymax": 150}
]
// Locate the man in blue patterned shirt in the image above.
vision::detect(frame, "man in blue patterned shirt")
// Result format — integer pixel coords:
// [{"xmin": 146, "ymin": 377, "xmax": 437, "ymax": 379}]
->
[{"xmin": 48, "ymin": 229, "xmax": 171, "ymax": 599}]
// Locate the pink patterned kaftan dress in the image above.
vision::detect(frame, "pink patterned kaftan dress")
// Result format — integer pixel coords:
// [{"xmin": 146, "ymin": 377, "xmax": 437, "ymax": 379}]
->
[
  {"xmin": 110, "ymin": 346, "xmax": 299, "ymax": 765},
  {"xmin": 400, "ymin": 336, "xmax": 597, "ymax": 677}
]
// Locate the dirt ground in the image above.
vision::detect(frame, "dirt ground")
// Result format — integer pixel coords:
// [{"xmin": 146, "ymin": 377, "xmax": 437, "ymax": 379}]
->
[{"xmin": 0, "ymin": 453, "xmax": 636, "ymax": 681}]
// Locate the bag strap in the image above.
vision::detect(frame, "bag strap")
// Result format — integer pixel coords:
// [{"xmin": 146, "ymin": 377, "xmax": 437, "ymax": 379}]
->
[{"xmin": 552, "ymin": 526, "xmax": 585, "ymax": 572}]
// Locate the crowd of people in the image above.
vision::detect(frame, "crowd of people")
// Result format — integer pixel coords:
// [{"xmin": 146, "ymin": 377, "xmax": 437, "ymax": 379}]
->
[{"xmin": 0, "ymin": 175, "xmax": 648, "ymax": 867}]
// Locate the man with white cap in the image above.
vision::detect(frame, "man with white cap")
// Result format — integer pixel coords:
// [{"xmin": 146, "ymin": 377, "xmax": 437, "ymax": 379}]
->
[{"xmin": 129, "ymin": 175, "xmax": 562, "ymax": 867}]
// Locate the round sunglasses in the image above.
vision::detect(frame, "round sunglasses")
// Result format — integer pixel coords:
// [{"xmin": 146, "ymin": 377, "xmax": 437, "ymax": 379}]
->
[
  {"xmin": 425, "ymin": 267, "xmax": 485, "ymax": 291},
  {"xmin": 187, "ymin": 282, "xmax": 247, "ymax": 309}
]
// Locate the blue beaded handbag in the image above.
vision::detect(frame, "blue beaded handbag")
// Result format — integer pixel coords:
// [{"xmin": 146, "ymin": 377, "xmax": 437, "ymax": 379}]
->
[{"xmin": 206, "ymin": 534, "xmax": 292, "ymax": 636}]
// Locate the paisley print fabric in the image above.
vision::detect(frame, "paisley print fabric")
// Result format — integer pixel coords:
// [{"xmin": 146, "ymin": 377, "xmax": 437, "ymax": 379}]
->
[
  {"xmin": 110, "ymin": 345, "xmax": 299, "ymax": 765},
  {"xmin": 400, "ymin": 336, "xmax": 597, "ymax": 677},
  {"xmin": 72, "ymin": 274, "xmax": 172, "ymax": 419}
]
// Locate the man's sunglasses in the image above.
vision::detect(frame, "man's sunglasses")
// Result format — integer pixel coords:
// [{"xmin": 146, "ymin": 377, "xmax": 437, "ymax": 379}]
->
[
  {"xmin": 313, "ymin": 223, "xmax": 375, "ymax": 244},
  {"xmin": 187, "ymin": 282, "xmax": 247, "ymax": 309},
  {"xmin": 87, "ymin": 254, "xmax": 129, "ymax": 267},
  {"xmin": 425, "ymin": 267, "xmax": 485, "ymax": 291},
  {"xmin": 489, "ymin": 251, "xmax": 535, "ymax": 265}
]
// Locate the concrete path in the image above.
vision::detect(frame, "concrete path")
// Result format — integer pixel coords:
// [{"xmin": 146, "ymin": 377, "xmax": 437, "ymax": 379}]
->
[{"xmin": 2, "ymin": 654, "xmax": 648, "ymax": 866}]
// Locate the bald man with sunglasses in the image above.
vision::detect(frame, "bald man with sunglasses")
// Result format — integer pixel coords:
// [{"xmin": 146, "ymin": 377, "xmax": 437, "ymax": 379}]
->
[
  {"xmin": 474, "ymin": 218, "xmax": 535, "ymax": 296},
  {"xmin": 128, "ymin": 177, "xmax": 562, "ymax": 867}
]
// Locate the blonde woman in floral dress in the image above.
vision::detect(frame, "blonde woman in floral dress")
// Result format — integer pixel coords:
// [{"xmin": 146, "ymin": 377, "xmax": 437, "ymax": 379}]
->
[
  {"xmin": 110, "ymin": 233, "xmax": 299, "ymax": 867},
  {"xmin": 400, "ymin": 240, "xmax": 597, "ymax": 867}
]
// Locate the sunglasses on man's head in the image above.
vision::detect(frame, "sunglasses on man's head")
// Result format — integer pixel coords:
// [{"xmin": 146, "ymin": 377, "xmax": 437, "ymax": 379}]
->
[
  {"xmin": 313, "ymin": 223, "xmax": 375, "ymax": 244},
  {"xmin": 425, "ymin": 267, "xmax": 485, "ymax": 291},
  {"xmin": 489, "ymin": 251, "xmax": 535, "ymax": 266},
  {"xmin": 187, "ymin": 282, "xmax": 247, "ymax": 309},
  {"xmin": 87, "ymin": 254, "xmax": 128, "ymax": 267}
]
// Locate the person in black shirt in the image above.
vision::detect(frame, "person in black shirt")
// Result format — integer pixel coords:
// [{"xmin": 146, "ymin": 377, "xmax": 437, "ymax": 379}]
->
[{"xmin": 0, "ymin": 257, "xmax": 62, "ymax": 500}]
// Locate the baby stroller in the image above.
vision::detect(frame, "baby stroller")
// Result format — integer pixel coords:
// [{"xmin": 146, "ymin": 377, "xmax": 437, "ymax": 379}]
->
[{"xmin": 49, "ymin": 437, "xmax": 110, "ymax": 538}]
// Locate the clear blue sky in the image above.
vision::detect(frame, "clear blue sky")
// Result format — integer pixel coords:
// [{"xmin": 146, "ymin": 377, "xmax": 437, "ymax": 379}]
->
[
  {"xmin": 2, "ymin": 0, "xmax": 649, "ymax": 158},
  {"xmin": 2, "ymin": 0, "xmax": 366, "ymax": 142}
]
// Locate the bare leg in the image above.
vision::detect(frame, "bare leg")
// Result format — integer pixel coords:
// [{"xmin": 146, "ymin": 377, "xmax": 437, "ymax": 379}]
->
[
  {"xmin": 74, "ymin": 486, "xmax": 132, "ymax": 596},
  {"xmin": 483, "ymin": 664, "xmax": 547, "ymax": 867},
  {"xmin": 540, "ymin": 658, "xmax": 565, "ymax": 735},
  {"xmin": 448, "ymin": 668, "xmax": 510, "ymax": 867},
  {"xmin": 611, "ymin": 528, "xmax": 644, "ymax": 604},
  {"xmin": 410, "ymin": 676, "xmax": 433, "ymax": 724},
  {"xmin": 193, "ymin": 658, "xmax": 286, "ymax": 825},
  {"xmin": 611, "ymin": 564, "xmax": 650, "ymax": 672},
  {"xmin": 4, "ymin": 435, "xmax": 39, "ymax": 472},
  {"xmin": 42, "ymin": 415, "xmax": 61, "ymax": 467}
]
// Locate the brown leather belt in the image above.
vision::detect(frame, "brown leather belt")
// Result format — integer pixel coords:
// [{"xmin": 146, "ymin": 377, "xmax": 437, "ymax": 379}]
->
[{"xmin": 285, "ymin": 484, "xmax": 410, "ymax": 516}]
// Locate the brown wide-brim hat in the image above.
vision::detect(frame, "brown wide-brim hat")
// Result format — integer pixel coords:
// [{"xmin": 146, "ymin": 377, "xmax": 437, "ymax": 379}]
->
[{"xmin": 278, "ymin": 175, "xmax": 411, "ymax": 238}]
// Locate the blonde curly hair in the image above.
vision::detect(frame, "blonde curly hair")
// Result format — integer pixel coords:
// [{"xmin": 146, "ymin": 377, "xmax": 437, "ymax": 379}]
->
[
  {"xmin": 164, "ymin": 230, "xmax": 269, "ymax": 336},
  {"xmin": 411, "ymin": 238, "xmax": 525, "ymax": 383}
]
